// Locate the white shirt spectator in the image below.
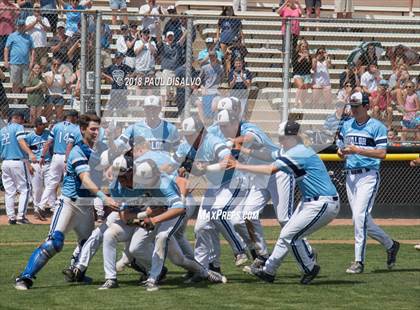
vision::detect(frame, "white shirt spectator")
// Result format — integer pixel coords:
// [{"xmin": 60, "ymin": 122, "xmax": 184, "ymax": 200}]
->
[
  {"xmin": 134, "ymin": 40, "xmax": 156, "ymax": 73},
  {"xmin": 313, "ymin": 60, "xmax": 331, "ymax": 87},
  {"xmin": 43, "ymin": 71, "xmax": 65, "ymax": 95},
  {"xmin": 139, "ymin": 3, "xmax": 161, "ymax": 38},
  {"xmin": 116, "ymin": 35, "xmax": 128, "ymax": 54},
  {"xmin": 361, "ymin": 71, "xmax": 381, "ymax": 93},
  {"xmin": 25, "ymin": 15, "xmax": 50, "ymax": 48}
]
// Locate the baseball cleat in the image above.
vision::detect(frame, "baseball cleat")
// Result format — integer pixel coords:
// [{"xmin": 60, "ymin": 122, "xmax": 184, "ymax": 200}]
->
[
  {"xmin": 182, "ymin": 271, "xmax": 195, "ymax": 279},
  {"xmin": 144, "ymin": 280, "xmax": 159, "ymax": 292},
  {"xmin": 8, "ymin": 219, "xmax": 17, "ymax": 225},
  {"xmin": 183, "ymin": 272, "xmax": 203, "ymax": 284},
  {"xmin": 386, "ymin": 240, "xmax": 400, "ymax": 269},
  {"xmin": 209, "ymin": 262, "xmax": 222, "ymax": 274},
  {"xmin": 98, "ymin": 279, "xmax": 119, "ymax": 290},
  {"xmin": 63, "ymin": 267, "xmax": 76, "ymax": 282},
  {"xmin": 14, "ymin": 277, "xmax": 33, "ymax": 290},
  {"xmin": 346, "ymin": 261, "xmax": 364, "ymax": 274},
  {"xmin": 17, "ymin": 218, "xmax": 31, "ymax": 225},
  {"xmin": 414, "ymin": 244, "xmax": 420, "ymax": 251},
  {"xmin": 235, "ymin": 253, "xmax": 248, "ymax": 267},
  {"xmin": 300, "ymin": 265, "xmax": 320, "ymax": 285},
  {"xmin": 207, "ymin": 270, "xmax": 227, "ymax": 284},
  {"xmin": 34, "ymin": 209, "xmax": 47, "ymax": 221},
  {"xmin": 249, "ymin": 266, "xmax": 275, "ymax": 283}
]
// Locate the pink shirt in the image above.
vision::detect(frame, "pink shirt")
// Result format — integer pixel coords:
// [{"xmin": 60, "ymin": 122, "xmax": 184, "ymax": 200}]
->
[
  {"xmin": 403, "ymin": 93, "xmax": 418, "ymax": 120},
  {"xmin": 0, "ymin": 1, "xmax": 16, "ymax": 36},
  {"xmin": 280, "ymin": 6, "xmax": 302, "ymax": 36}
]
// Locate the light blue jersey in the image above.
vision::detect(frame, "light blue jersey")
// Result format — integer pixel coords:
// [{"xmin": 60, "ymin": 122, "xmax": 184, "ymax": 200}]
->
[
  {"xmin": 0, "ymin": 123, "xmax": 27, "ymax": 160},
  {"xmin": 61, "ymin": 143, "xmax": 102, "ymax": 199},
  {"xmin": 68, "ymin": 124, "xmax": 83, "ymax": 146},
  {"xmin": 134, "ymin": 150, "xmax": 177, "ymax": 174},
  {"xmin": 118, "ymin": 120, "xmax": 180, "ymax": 153},
  {"xmin": 272, "ymin": 144, "xmax": 337, "ymax": 199},
  {"xmin": 338, "ymin": 117, "xmax": 387, "ymax": 170},
  {"xmin": 49, "ymin": 121, "xmax": 79, "ymax": 155},
  {"xmin": 175, "ymin": 133, "xmax": 231, "ymax": 185},
  {"xmin": 25, "ymin": 129, "xmax": 52, "ymax": 162}
]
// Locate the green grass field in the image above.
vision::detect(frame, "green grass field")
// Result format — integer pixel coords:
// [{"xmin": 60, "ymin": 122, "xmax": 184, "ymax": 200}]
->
[{"xmin": 1, "ymin": 225, "xmax": 419, "ymax": 310}]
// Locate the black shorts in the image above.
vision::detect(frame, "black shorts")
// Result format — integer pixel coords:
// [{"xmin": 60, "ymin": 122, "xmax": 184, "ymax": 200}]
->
[{"xmin": 305, "ymin": 0, "xmax": 321, "ymax": 8}]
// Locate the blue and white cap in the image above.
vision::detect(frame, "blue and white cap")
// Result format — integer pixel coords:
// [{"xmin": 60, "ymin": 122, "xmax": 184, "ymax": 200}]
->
[
  {"xmin": 181, "ymin": 116, "xmax": 204, "ymax": 136},
  {"xmin": 144, "ymin": 95, "xmax": 161, "ymax": 107}
]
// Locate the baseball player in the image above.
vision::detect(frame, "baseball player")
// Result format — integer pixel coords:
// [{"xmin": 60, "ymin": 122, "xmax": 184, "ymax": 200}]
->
[
  {"xmin": 227, "ymin": 120, "xmax": 340, "ymax": 284},
  {"xmin": 37, "ymin": 110, "xmax": 80, "ymax": 215},
  {"xmin": 115, "ymin": 95, "xmax": 180, "ymax": 153},
  {"xmin": 25, "ymin": 116, "xmax": 51, "ymax": 221},
  {"xmin": 176, "ymin": 116, "xmax": 249, "ymax": 271},
  {"xmin": 1, "ymin": 111, "xmax": 36, "ymax": 225},
  {"xmin": 14, "ymin": 114, "xmax": 119, "ymax": 290},
  {"xmin": 338, "ymin": 92, "xmax": 400, "ymax": 274},
  {"xmin": 409, "ymin": 157, "xmax": 420, "ymax": 251}
]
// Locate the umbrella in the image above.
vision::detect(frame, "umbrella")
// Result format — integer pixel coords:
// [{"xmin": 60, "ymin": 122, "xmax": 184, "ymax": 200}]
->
[
  {"xmin": 347, "ymin": 41, "xmax": 384, "ymax": 65},
  {"xmin": 385, "ymin": 44, "xmax": 420, "ymax": 66}
]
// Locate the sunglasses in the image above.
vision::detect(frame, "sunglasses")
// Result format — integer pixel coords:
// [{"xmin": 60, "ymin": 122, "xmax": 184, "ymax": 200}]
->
[
  {"xmin": 406, "ymin": 86, "xmax": 414, "ymax": 89},
  {"xmin": 345, "ymin": 85, "xmax": 352, "ymax": 88}
]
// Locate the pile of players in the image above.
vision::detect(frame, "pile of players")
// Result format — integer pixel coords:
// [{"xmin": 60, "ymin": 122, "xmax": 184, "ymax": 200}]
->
[{"xmin": 10, "ymin": 93, "xmax": 401, "ymax": 291}]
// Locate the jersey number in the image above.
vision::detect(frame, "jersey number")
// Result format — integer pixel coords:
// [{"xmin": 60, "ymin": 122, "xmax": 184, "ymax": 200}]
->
[
  {"xmin": 1, "ymin": 133, "xmax": 10, "ymax": 145},
  {"xmin": 58, "ymin": 132, "xmax": 70, "ymax": 144}
]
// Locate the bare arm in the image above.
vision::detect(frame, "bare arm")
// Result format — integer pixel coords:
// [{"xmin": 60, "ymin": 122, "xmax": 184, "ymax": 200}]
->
[
  {"xmin": 18, "ymin": 139, "xmax": 36, "ymax": 162},
  {"xmin": 79, "ymin": 171, "xmax": 119, "ymax": 209},
  {"xmin": 342, "ymin": 145, "xmax": 387, "ymax": 159},
  {"xmin": 150, "ymin": 207, "xmax": 185, "ymax": 225}
]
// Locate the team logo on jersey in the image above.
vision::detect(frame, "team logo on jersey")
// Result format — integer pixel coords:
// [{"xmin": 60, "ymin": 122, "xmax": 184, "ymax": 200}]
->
[{"xmin": 112, "ymin": 69, "xmax": 125, "ymax": 87}]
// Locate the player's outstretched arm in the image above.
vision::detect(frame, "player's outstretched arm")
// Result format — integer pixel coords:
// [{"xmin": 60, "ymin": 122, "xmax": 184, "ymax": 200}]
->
[
  {"xmin": 342, "ymin": 145, "xmax": 386, "ymax": 159},
  {"xmin": 233, "ymin": 161, "xmax": 278, "ymax": 175},
  {"xmin": 18, "ymin": 139, "xmax": 36, "ymax": 163},
  {"xmin": 79, "ymin": 171, "xmax": 119, "ymax": 210},
  {"xmin": 149, "ymin": 207, "xmax": 186, "ymax": 225}
]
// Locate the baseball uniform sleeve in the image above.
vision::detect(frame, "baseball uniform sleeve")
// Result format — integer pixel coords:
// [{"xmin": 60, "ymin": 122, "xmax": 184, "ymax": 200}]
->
[
  {"xmin": 15, "ymin": 125, "xmax": 26, "ymax": 141},
  {"xmin": 273, "ymin": 155, "xmax": 306, "ymax": 179},
  {"xmin": 374, "ymin": 123, "xmax": 388, "ymax": 149},
  {"xmin": 70, "ymin": 149, "xmax": 90, "ymax": 175}
]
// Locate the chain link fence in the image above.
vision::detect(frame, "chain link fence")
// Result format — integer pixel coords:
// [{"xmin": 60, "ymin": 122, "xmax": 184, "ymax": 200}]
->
[{"xmin": 0, "ymin": 6, "xmax": 419, "ymax": 214}]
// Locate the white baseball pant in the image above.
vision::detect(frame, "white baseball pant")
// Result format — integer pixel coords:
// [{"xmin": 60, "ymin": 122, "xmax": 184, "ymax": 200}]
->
[
  {"xmin": 31, "ymin": 162, "xmax": 51, "ymax": 210},
  {"xmin": 264, "ymin": 197, "xmax": 340, "ymax": 275},
  {"xmin": 2, "ymin": 160, "xmax": 31, "ymax": 220},
  {"xmin": 39, "ymin": 154, "xmax": 66, "ymax": 211},
  {"xmin": 232, "ymin": 171, "xmax": 295, "ymax": 257},
  {"xmin": 173, "ymin": 202, "xmax": 196, "ymax": 259},
  {"xmin": 49, "ymin": 196, "xmax": 95, "ymax": 245},
  {"xmin": 346, "ymin": 170, "xmax": 393, "ymax": 263},
  {"xmin": 194, "ymin": 182, "xmax": 248, "ymax": 269}
]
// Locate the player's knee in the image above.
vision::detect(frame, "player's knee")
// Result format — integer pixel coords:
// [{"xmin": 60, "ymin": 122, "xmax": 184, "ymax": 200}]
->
[{"xmin": 41, "ymin": 231, "xmax": 65, "ymax": 256}]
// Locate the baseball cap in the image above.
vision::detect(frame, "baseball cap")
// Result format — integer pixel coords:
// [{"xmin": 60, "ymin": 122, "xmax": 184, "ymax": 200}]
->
[
  {"xmin": 65, "ymin": 109, "xmax": 79, "ymax": 118},
  {"xmin": 181, "ymin": 116, "xmax": 204, "ymax": 136},
  {"xmin": 278, "ymin": 120, "xmax": 300, "ymax": 136},
  {"xmin": 167, "ymin": 5, "xmax": 176, "ymax": 13},
  {"xmin": 217, "ymin": 109, "xmax": 239, "ymax": 124},
  {"xmin": 115, "ymin": 52, "xmax": 125, "ymax": 58},
  {"xmin": 134, "ymin": 159, "xmax": 159, "ymax": 187},
  {"xmin": 205, "ymin": 37, "xmax": 214, "ymax": 44},
  {"xmin": 35, "ymin": 116, "xmax": 48, "ymax": 126},
  {"xmin": 120, "ymin": 24, "xmax": 128, "ymax": 30},
  {"xmin": 349, "ymin": 92, "xmax": 369, "ymax": 106},
  {"xmin": 143, "ymin": 96, "xmax": 161, "ymax": 107},
  {"xmin": 57, "ymin": 21, "xmax": 66, "ymax": 29},
  {"xmin": 166, "ymin": 31, "xmax": 175, "ymax": 37},
  {"xmin": 379, "ymin": 79, "xmax": 389, "ymax": 87}
]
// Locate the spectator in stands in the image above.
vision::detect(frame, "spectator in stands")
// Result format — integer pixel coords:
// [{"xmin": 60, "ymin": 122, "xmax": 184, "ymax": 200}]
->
[
  {"xmin": 400, "ymin": 81, "xmax": 420, "ymax": 141},
  {"xmin": 312, "ymin": 47, "xmax": 332, "ymax": 108},
  {"xmin": 293, "ymin": 39, "xmax": 312, "ymax": 108},
  {"xmin": 233, "ymin": 0, "xmax": 247, "ymax": 12},
  {"xmin": 25, "ymin": 3, "xmax": 50, "ymax": 69},
  {"xmin": 388, "ymin": 45, "xmax": 410, "ymax": 71},
  {"xmin": 339, "ymin": 63, "xmax": 360, "ymax": 90},
  {"xmin": 157, "ymin": 28, "xmax": 186, "ymax": 103},
  {"xmin": 361, "ymin": 64, "xmax": 382, "ymax": 97},
  {"xmin": 174, "ymin": 62, "xmax": 199, "ymax": 116},
  {"xmin": 414, "ymin": 74, "xmax": 420, "ymax": 98},
  {"xmin": 198, "ymin": 50, "xmax": 224, "ymax": 123},
  {"xmin": 305, "ymin": 0, "xmax": 321, "ymax": 21},
  {"xmin": 409, "ymin": 0, "xmax": 415, "ymax": 17},
  {"xmin": 198, "ymin": 37, "xmax": 223, "ymax": 67},
  {"xmin": 40, "ymin": 0, "xmax": 58, "ymax": 33},
  {"xmin": 225, "ymin": 35, "xmax": 248, "ymax": 76},
  {"xmin": 389, "ymin": 64, "xmax": 409, "ymax": 90},
  {"xmin": 50, "ymin": 21, "xmax": 74, "ymax": 85},
  {"xmin": 216, "ymin": 6, "xmax": 243, "ymax": 55},
  {"xmin": 4, "ymin": 19, "xmax": 35, "ymax": 96},
  {"xmin": 139, "ymin": 0, "xmax": 163, "ymax": 43},
  {"xmin": 371, "ymin": 79, "xmax": 393, "ymax": 129},
  {"xmin": 109, "ymin": 0, "xmax": 128, "ymax": 26},
  {"xmin": 134, "ymin": 28, "xmax": 157, "ymax": 78},
  {"xmin": 62, "ymin": 0, "xmax": 91, "ymax": 37},
  {"xmin": 100, "ymin": 22, "xmax": 113, "ymax": 68},
  {"xmin": 335, "ymin": 0, "xmax": 353, "ymax": 19},
  {"xmin": 387, "ymin": 128, "xmax": 401, "ymax": 146},
  {"xmin": 43, "ymin": 58, "xmax": 66, "ymax": 120},
  {"xmin": 25, "ymin": 63, "xmax": 45, "ymax": 125},
  {"xmin": 102, "ymin": 52, "xmax": 134, "ymax": 114},
  {"xmin": 358, "ymin": 43, "xmax": 378, "ymax": 69},
  {"xmin": 337, "ymin": 82, "xmax": 353, "ymax": 104},
  {"xmin": 228, "ymin": 57, "xmax": 252, "ymax": 112},
  {"xmin": 0, "ymin": 67, "xmax": 8, "ymax": 118},
  {"xmin": 116, "ymin": 24, "xmax": 139, "ymax": 69},
  {"xmin": 278, "ymin": 0, "xmax": 302, "ymax": 57},
  {"xmin": 163, "ymin": 5, "xmax": 183, "ymax": 41},
  {"xmin": 16, "ymin": 0, "xmax": 33, "ymax": 21},
  {"xmin": 68, "ymin": 61, "xmax": 80, "ymax": 105},
  {"xmin": 0, "ymin": 0, "xmax": 18, "ymax": 62}
]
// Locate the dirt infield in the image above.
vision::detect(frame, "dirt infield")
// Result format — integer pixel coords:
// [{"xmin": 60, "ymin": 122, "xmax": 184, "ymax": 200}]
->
[{"xmin": 1, "ymin": 215, "xmax": 420, "ymax": 226}]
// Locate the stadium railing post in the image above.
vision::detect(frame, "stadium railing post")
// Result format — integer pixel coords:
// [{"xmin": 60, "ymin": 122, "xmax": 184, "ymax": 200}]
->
[
  {"xmin": 80, "ymin": 12, "xmax": 88, "ymax": 114},
  {"xmin": 94, "ymin": 11, "xmax": 102, "ymax": 117},
  {"xmin": 184, "ymin": 15, "xmax": 194, "ymax": 118},
  {"xmin": 282, "ymin": 19, "xmax": 292, "ymax": 122}
]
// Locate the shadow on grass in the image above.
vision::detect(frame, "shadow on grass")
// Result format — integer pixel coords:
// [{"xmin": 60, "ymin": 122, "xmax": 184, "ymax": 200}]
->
[
  {"xmin": 372, "ymin": 268, "xmax": 420, "ymax": 273},
  {"xmin": 310, "ymin": 279, "xmax": 365, "ymax": 286}
]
